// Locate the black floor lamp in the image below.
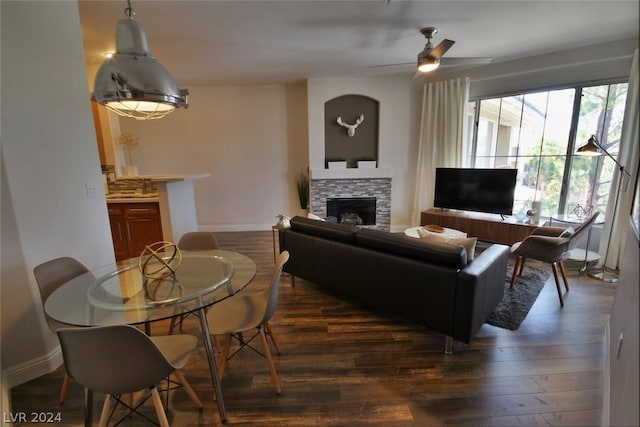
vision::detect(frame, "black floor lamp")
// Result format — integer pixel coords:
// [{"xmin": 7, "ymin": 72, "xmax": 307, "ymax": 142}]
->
[{"xmin": 576, "ymin": 135, "xmax": 631, "ymax": 283}]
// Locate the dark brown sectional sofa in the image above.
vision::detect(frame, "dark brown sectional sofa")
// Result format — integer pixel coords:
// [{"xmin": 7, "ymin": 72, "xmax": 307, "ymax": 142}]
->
[{"xmin": 278, "ymin": 216, "xmax": 510, "ymax": 353}]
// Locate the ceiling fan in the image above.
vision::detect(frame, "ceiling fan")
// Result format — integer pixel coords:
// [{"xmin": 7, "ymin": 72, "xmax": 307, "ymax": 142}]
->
[{"xmin": 369, "ymin": 27, "xmax": 492, "ymax": 73}]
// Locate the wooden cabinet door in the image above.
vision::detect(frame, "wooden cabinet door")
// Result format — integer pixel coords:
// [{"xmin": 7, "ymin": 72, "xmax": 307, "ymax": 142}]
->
[
  {"xmin": 124, "ymin": 203, "xmax": 163, "ymax": 257},
  {"xmin": 107, "ymin": 205, "xmax": 129, "ymax": 261}
]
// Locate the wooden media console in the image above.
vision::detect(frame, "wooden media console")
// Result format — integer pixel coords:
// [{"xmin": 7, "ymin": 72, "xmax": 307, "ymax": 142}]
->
[{"xmin": 420, "ymin": 208, "xmax": 542, "ymax": 245}]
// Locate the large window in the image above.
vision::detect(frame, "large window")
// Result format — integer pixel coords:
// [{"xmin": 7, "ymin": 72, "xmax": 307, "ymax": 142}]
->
[{"xmin": 467, "ymin": 81, "xmax": 629, "ymax": 219}]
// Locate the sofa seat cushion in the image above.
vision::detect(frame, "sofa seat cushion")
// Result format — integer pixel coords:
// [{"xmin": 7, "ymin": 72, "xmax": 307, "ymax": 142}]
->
[
  {"xmin": 290, "ymin": 216, "xmax": 357, "ymax": 244},
  {"xmin": 355, "ymin": 228, "xmax": 467, "ymax": 269}
]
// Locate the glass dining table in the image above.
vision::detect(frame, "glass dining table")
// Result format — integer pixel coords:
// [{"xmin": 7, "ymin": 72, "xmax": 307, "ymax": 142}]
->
[{"xmin": 45, "ymin": 249, "xmax": 257, "ymax": 424}]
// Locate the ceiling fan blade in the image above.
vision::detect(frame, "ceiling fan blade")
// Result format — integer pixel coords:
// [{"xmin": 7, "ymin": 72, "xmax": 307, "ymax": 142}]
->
[
  {"xmin": 367, "ymin": 62, "xmax": 415, "ymax": 69},
  {"xmin": 428, "ymin": 39, "xmax": 455, "ymax": 59},
  {"xmin": 440, "ymin": 57, "xmax": 493, "ymax": 66}
]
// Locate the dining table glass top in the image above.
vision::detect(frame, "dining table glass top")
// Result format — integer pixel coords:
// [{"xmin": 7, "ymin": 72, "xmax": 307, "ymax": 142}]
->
[{"xmin": 45, "ymin": 249, "xmax": 257, "ymax": 327}]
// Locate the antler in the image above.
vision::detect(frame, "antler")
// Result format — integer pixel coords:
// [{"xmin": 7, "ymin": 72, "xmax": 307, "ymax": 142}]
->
[{"xmin": 336, "ymin": 114, "xmax": 365, "ymax": 137}]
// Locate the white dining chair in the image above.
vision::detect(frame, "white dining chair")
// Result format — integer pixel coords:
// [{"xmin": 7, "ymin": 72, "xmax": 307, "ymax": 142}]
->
[
  {"xmin": 33, "ymin": 256, "xmax": 92, "ymax": 404},
  {"xmin": 206, "ymin": 251, "xmax": 289, "ymax": 394},
  {"xmin": 57, "ymin": 325, "xmax": 202, "ymax": 427}
]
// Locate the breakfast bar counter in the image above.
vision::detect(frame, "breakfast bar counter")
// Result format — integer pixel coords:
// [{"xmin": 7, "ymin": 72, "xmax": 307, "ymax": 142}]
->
[{"xmin": 107, "ymin": 173, "xmax": 210, "ymax": 243}]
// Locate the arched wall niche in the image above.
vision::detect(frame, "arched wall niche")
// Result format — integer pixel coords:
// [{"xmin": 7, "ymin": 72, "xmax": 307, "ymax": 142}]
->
[{"xmin": 324, "ymin": 94, "xmax": 379, "ymax": 168}]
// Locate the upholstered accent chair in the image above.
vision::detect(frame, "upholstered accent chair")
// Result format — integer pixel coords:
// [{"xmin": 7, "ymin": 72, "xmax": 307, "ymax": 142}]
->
[{"xmin": 510, "ymin": 212, "xmax": 601, "ymax": 306}]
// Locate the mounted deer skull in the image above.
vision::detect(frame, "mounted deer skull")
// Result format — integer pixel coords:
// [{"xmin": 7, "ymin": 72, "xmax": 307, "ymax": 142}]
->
[{"xmin": 337, "ymin": 114, "xmax": 364, "ymax": 137}]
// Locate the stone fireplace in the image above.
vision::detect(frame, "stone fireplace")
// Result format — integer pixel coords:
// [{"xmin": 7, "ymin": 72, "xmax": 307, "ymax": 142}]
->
[{"xmin": 309, "ymin": 169, "xmax": 392, "ymax": 231}]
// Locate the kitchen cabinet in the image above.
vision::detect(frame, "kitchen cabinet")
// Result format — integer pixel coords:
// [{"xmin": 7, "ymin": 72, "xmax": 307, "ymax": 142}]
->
[{"xmin": 107, "ymin": 202, "xmax": 163, "ymax": 261}]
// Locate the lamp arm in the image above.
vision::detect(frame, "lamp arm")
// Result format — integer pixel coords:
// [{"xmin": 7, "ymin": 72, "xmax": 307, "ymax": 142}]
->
[{"xmin": 591, "ymin": 137, "xmax": 631, "ymax": 177}]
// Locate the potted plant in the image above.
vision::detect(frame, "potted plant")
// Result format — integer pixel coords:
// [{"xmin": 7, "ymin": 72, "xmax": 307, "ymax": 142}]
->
[
  {"xmin": 326, "ymin": 157, "xmax": 347, "ymax": 169},
  {"xmin": 356, "ymin": 157, "xmax": 377, "ymax": 168},
  {"xmin": 295, "ymin": 169, "xmax": 309, "ymax": 210}
]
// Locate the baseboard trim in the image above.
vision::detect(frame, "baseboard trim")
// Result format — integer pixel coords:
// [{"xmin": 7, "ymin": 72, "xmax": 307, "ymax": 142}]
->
[
  {"xmin": 602, "ymin": 320, "xmax": 611, "ymax": 426},
  {"xmin": 3, "ymin": 345, "xmax": 63, "ymax": 389},
  {"xmin": 198, "ymin": 223, "xmax": 274, "ymax": 232}
]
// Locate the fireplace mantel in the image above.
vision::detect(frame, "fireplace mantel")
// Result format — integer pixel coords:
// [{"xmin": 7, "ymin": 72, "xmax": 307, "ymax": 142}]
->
[{"xmin": 310, "ymin": 168, "xmax": 393, "ymax": 180}]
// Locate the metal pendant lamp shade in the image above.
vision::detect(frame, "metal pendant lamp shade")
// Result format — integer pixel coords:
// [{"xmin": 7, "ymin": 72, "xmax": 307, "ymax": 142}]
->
[{"xmin": 93, "ymin": 10, "xmax": 188, "ymax": 120}]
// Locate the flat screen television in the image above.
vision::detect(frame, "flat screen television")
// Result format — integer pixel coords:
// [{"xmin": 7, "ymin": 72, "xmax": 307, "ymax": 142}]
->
[{"xmin": 434, "ymin": 168, "xmax": 517, "ymax": 215}]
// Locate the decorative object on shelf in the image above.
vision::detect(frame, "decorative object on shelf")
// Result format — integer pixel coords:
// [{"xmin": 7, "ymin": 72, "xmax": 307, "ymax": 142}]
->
[
  {"xmin": 336, "ymin": 114, "xmax": 364, "ymax": 137},
  {"xmin": 295, "ymin": 169, "xmax": 309, "ymax": 210},
  {"xmin": 274, "ymin": 214, "xmax": 291, "ymax": 230},
  {"xmin": 514, "ymin": 208, "xmax": 528, "ymax": 223},
  {"xmin": 356, "ymin": 157, "xmax": 377, "ymax": 168},
  {"xmin": 576, "ymin": 134, "xmax": 632, "ymax": 283},
  {"xmin": 326, "ymin": 158, "xmax": 347, "ymax": 169},
  {"xmin": 92, "ymin": 0, "xmax": 188, "ymax": 120},
  {"xmin": 423, "ymin": 224, "xmax": 445, "ymax": 233},
  {"xmin": 569, "ymin": 203, "xmax": 593, "ymax": 220},
  {"xmin": 530, "ymin": 201, "xmax": 542, "ymax": 223},
  {"xmin": 119, "ymin": 133, "xmax": 139, "ymax": 176}
]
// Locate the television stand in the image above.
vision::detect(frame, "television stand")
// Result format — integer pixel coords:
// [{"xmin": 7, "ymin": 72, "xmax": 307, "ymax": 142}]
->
[{"xmin": 420, "ymin": 209, "xmax": 541, "ymax": 245}]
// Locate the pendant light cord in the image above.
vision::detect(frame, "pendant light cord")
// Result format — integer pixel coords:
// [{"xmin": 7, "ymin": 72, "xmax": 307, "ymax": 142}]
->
[{"xmin": 125, "ymin": 0, "xmax": 135, "ymax": 20}]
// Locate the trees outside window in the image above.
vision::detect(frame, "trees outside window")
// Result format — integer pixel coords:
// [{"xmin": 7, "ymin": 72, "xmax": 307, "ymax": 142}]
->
[{"xmin": 467, "ymin": 81, "xmax": 628, "ymax": 220}]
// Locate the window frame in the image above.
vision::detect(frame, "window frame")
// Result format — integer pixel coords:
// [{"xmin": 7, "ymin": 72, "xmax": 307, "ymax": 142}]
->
[{"xmin": 467, "ymin": 77, "xmax": 629, "ymax": 218}]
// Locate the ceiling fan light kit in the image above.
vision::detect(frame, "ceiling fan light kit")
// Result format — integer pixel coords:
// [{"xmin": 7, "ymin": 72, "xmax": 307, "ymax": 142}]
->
[
  {"xmin": 417, "ymin": 55, "xmax": 440, "ymax": 72},
  {"xmin": 92, "ymin": 0, "xmax": 188, "ymax": 120}
]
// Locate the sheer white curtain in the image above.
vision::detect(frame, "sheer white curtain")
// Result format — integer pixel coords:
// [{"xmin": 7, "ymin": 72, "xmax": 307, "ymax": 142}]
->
[
  {"xmin": 600, "ymin": 49, "xmax": 639, "ymax": 269},
  {"xmin": 411, "ymin": 77, "xmax": 471, "ymax": 225}
]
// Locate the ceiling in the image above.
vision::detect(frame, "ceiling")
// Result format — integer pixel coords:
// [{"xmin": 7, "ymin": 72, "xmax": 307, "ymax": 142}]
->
[{"xmin": 78, "ymin": 1, "xmax": 640, "ymax": 87}]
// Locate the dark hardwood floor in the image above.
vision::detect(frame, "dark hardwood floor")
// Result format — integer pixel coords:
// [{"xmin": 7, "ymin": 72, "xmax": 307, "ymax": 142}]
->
[{"xmin": 10, "ymin": 231, "xmax": 617, "ymax": 426}]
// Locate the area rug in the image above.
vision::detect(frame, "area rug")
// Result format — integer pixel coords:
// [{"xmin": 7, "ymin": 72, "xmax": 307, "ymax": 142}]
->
[{"xmin": 485, "ymin": 260, "xmax": 551, "ymax": 330}]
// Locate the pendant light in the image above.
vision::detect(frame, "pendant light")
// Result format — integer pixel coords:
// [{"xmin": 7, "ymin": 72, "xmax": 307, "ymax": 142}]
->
[{"xmin": 92, "ymin": 0, "xmax": 188, "ymax": 120}]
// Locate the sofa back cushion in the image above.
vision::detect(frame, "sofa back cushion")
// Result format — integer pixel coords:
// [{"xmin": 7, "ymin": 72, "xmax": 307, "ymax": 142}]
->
[
  {"xmin": 289, "ymin": 216, "xmax": 357, "ymax": 244},
  {"xmin": 355, "ymin": 228, "xmax": 467, "ymax": 269}
]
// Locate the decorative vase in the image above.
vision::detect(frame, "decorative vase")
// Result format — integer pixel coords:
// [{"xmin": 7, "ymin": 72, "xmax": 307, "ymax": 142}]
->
[{"xmin": 531, "ymin": 201, "xmax": 542, "ymax": 223}]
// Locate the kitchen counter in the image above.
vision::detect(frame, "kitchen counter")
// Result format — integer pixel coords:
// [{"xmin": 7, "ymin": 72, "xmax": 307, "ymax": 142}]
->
[
  {"xmin": 114, "ymin": 174, "xmax": 210, "ymax": 183},
  {"xmin": 106, "ymin": 196, "xmax": 159, "ymax": 203},
  {"xmin": 106, "ymin": 173, "xmax": 209, "ymax": 242}
]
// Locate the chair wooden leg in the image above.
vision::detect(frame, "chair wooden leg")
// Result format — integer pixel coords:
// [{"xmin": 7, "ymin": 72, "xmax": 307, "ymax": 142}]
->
[
  {"xmin": 173, "ymin": 370, "xmax": 203, "ymax": 409},
  {"xmin": 518, "ymin": 257, "xmax": 526, "ymax": 276},
  {"xmin": 58, "ymin": 373, "xmax": 71, "ymax": 404},
  {"xmin": 98, "ymin": 394, "xmax": 112, "ymax": 427},
  {"xmin": 559, "ymin": 261, "xmax": 570, "ymax": 292},
  {"xmin": 510, "ymin": 257, "xmax": 521, "ymax": 288},
  {"xmin": 212, "ymin": 335, "xmax": 221, "ymax": 353},
  {"xmin": 150, "ymin": 386, "xmax": 170, "ymax": 427},
  {"xmin": 259, "ymin": 327, "xmax": 281, "ymax": 394},
  {"xmin": 265, "ymin": 321, "xmax": 281, "ymax": 355},
  {"xmin": 551, "ymin": 263, "xmax": 564, "ymax": 307}
]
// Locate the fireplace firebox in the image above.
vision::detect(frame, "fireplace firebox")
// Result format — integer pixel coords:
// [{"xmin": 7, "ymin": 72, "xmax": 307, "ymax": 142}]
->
[{"xmin": 326, "ymin": 197, "xmax": 376, "ymax": 225}]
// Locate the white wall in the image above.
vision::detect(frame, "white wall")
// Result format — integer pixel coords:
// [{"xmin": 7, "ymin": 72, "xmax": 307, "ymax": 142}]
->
[
  {"xmin": 605, "ymin": 218, "xmax": 639, "ymax": 426},
  {"xmin": 118, "ymin": 83, "xmax": 309, "ymax": 231},
  {"xmin": 1, "ymin": 0, "xmax": 114, "ymax": 392},
  {"xmin": 307, "ymin": 77, "xmax": 422, "ymax": 229}
]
